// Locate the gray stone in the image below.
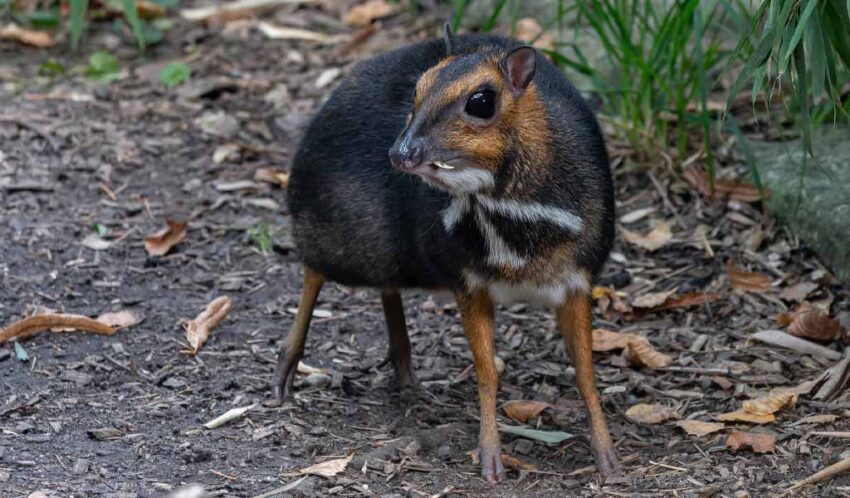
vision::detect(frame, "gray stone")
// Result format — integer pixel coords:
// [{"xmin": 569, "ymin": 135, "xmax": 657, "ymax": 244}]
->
[{"xmin": 752, "ymin": 128, "xmax": 850, "ymax": 282}]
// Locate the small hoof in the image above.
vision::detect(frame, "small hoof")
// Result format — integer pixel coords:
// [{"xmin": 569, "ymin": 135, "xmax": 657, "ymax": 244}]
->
[
  {"xmin": 479, "ymin": 446, "xmax": 506, "ymax": 483},
  {"xmin": 592, "ymin": 440, "xmax": 620, "ymax": 476}
]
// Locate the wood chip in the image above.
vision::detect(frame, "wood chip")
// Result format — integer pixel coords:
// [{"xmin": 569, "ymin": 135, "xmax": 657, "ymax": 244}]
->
[
  {"xmin": 751, "ymin": 330, "xmax": 841, "ymax": 360},
  {"xmin": 204, "ymin": 404, "xmax": 255, "ymax": 429},
  {"xmin": 299, "ymin": 454, "xmax": 353, "ymax": 477},
  {"xmin": 258, "ymin": 22, "xmax": 348, "ymax": 44}
]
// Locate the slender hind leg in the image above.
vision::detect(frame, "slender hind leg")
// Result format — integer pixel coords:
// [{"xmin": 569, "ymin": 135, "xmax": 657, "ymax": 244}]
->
[
  {"xmin": 380, "ymin": 289, "xmax": 416, "ymax": 388},
  {"xmin": 556, "ymin": 291, "xmax": 620, "ymax": 475},
  {"xmin": 271, "ymin": 267, "xmax": 324, "ymax": 403},
  {"xmin": 457, "ymin": 288, "xmax": 505, "ymax": 483}
]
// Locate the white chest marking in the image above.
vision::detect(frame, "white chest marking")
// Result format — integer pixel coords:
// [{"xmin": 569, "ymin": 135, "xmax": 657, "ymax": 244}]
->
[
  {"xmin": 473, "ymin": 203, "xmax": 526, "ymax": 269},
  {"xmin": 441, "ymin": 194, "xmax": 584, "ymax": 272},
  {"xmin": 475, "ymin": 195, "xmax": 583, "ymax": 233},
  {"xmin": 466, "ymin": 271, "xmax": 590, "ymax": 307}
]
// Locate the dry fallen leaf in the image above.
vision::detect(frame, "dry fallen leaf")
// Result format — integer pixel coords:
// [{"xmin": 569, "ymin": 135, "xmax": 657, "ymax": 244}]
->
[
  {"xmin": 783, "ymin": 302, "xmax": 841, "ymax": 342},
  {"xmin": 503, "ymin": 400, "xmax": 552, "ymax": 423},
  {"xmin": 742, "ymin": 391, "xmax": 796, "ymax": 416},
  {"xmin": 592, "ymin": 329, "xmax": 673, "ymax": 369},
  {"xmin": 145, "ymin": 219, "xmax": 187, "ymax": 257},
  {"xmin": 717, "ymin": 410, "xmax": 775, "ymax": 425},
  {"xmin": 254, "ymin": 167, "xmax": 290, "ymax": 188},
  {"xmin": 621, "ymin": 221, "xmax": 673, "ymax": 251},
  {"xmin": 718, "ymin": 385, "xmax": 804, "ymax": 424},
  {"xmin": 623, "ymin": 339, "xmax": 674, "ymax": 369},
  {"xmin": 184, "ymin": 296, "xmax": 232, "ymax": 354},
  {"xmin": 726, "ymin": 431, "xmax": 775, "ymax": 453},
  {"xmin": 675, "ymin": 420, "xmax": 725, "ymax": 437},
  {"xmin": 727, "ymin": 260, "xmax": 772, "ymax": 293},
  {"xmin": 0, "ymin": 313, "xmax": 117, "ymax": 344},
  {"xmin": 96, "ymin": 310, "xmax": 142, "ymax": 329},
  {"xmin": 654, "ymin": 291, "xmax": 724, "ymax": 311},
  {"xmin": 0, "ymin": 23, "xmax": 53, "ymax": 47},
  {"xmin": 299, "ymin": 454, "xmax": 354, "ymax": 477},
  {"xmin": 779, "ymin": 282, "xmax": 819, "ymax": 302},
  {"xmin": 592, "ymin": 328, "xmax": 635, "ymax": 351},
  {"xmin": 625, "ymin": 403, "xmax": 681, "ymax": 425},
  {"xmin": 632, "ymin": 289, "xmax": 677, "ymax": 309},
  {"xmin": 683, "ymin": 168, "xmax": 765, "ymax": 203},
  {"xmin": 501, "ymin": 454, "xmax": 538, "ymax": 471},
  {"xmin": 345, "ymin": 0, "xmax": 393, "ymax": 26}
]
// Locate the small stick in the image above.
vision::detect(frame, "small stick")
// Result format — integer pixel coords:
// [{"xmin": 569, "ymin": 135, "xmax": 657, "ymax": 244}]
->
[
  {"xmin": 658, "ymin": 366, "xmax": 733, "ymax": 376},
  {"xmin": 785, "ymin": 455, "xmax": 850, "ymax": 494}
]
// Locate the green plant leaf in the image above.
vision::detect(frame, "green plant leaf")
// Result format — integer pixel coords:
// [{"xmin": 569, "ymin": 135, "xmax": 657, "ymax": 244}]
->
[
  {"xmin": 87, "ymin": 51, "xmax": 121, "ymax": 83},
  {"xmin": 122, "ymin": 0, "xmax": 146, "ymax": 51},
  {"xmin": 38, "ymin": 60, "xmax": 66, "ymax": 77},
  {"xmin": 69, "ymin": 0, "xmax": 88, "ymax": 50},
  {"xmin": 159, "ymin": 62, "xmax": 191, "ymax": 87},
  {"xmin": 499, "ymin": 424, "xmax": 573, "ymax": 444}
]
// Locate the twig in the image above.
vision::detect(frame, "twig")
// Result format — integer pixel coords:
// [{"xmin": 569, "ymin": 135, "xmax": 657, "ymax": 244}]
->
[
  {"xmin": 785, "ymin": 455, "xmax": 850, "ymax": 494},
  {"xmin": 658, "ymin": 366, "xmax": 733, "ymax": 376}
]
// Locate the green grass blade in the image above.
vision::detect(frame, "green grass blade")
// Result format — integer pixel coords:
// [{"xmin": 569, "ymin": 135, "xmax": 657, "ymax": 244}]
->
[
  {"xmin": 780, "ymin": 0, "xmax": 818, "ymax": 69},
  {"xmin": 482, "ymin": 0, "xmax": 509, "ymax": 32},
  {"xmin": 69, "ymin": 0, "xmax": 88, "ymax": 50},
  {"xmin": 693, "ymin": 4, "xmax": 714, "ymax": 187},
  {"xmin": 122, "ymin": 0, "xmax": 145, "ymax": 51},
  {"xmin": 451, "ymin": 0, "xmax": 469, "ymax": 32}
]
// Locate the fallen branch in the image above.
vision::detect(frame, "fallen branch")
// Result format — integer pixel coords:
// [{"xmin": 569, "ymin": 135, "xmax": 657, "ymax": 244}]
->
[
  {"xmin": 785, "ymin": 455, "xmax": 850, "ymax": 494},
  {"xmin": 0, "ymin": 314, "xmax": 117, "ymax": 344},
  {"xmin": 751, "ymin": 330, "xmax": 842, "ymax": 361}
]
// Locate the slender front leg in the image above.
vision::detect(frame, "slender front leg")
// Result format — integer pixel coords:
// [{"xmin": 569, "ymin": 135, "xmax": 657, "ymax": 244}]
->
[
  {"xmin": 271, "ymin": 266, "xmax": 325, "ymax": 403},
  {"xmin": 456, "ymin": 288, "xmax": 504, "ymax": 483},
  {"xmin": 556, "ymin": 291, "xmax": 620, "ymax": 475},
  {"xmin": 380, "ymin": 289, "xmax": 416, "ymax": 388}
]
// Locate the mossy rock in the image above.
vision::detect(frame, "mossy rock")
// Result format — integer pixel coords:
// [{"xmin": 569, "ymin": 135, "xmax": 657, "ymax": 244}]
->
[{"xmin": 752, "ymin": 127, "xmax": 850, "ymax": 282}]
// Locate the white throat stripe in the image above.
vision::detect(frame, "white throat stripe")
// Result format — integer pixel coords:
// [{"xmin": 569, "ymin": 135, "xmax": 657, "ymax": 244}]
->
[{"xmin": 476, "ymin": 196, "xmax": 583, "ymax": 233}]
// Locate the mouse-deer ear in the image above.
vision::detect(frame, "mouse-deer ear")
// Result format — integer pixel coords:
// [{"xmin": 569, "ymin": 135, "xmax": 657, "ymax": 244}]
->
[
  {"xmin": 443, "ymin": 22, "xmax": 457, "ymax": 56},
  {"xmin": 500, "ymin": 46, "xmax": 537, "ymax": 95}
]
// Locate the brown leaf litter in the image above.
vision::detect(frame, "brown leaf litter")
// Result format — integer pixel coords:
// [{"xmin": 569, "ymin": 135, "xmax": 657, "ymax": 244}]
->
[
  {"xmin": 144, "ymin": 219, "xmax": 187, "ymax": 257},
  {"xmin": 183, "ymin": 296, "xmax": 232, "ymax": 354}
]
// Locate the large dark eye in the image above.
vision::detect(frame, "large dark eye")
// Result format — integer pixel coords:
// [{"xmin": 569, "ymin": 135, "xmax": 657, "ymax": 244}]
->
[{"xmin": 465, "ymin": 90, "xmax": 496, "ymax": 119}]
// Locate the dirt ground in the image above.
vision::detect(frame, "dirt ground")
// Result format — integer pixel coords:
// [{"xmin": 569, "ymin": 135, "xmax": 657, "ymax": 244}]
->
[{"xmin": 2, "ymin": 5, "xmax": 850, "ymax": 498}]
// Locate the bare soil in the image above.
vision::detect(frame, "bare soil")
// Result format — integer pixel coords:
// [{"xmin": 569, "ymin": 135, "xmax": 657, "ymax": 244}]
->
[{"xmin": 1, "ymin": 5, "xmax": 849, "ymax": 498}]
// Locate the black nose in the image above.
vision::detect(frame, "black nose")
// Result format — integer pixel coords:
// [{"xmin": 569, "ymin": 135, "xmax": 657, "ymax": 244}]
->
[{"xmin": 389, "ymin": 137, "xmax": 424, "ymax": 170}]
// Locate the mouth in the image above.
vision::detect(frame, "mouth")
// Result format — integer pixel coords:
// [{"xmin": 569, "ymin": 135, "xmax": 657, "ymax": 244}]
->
[{"xmin": 433, "ymin": 161, "xmax": 455, "ymax": 170}]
